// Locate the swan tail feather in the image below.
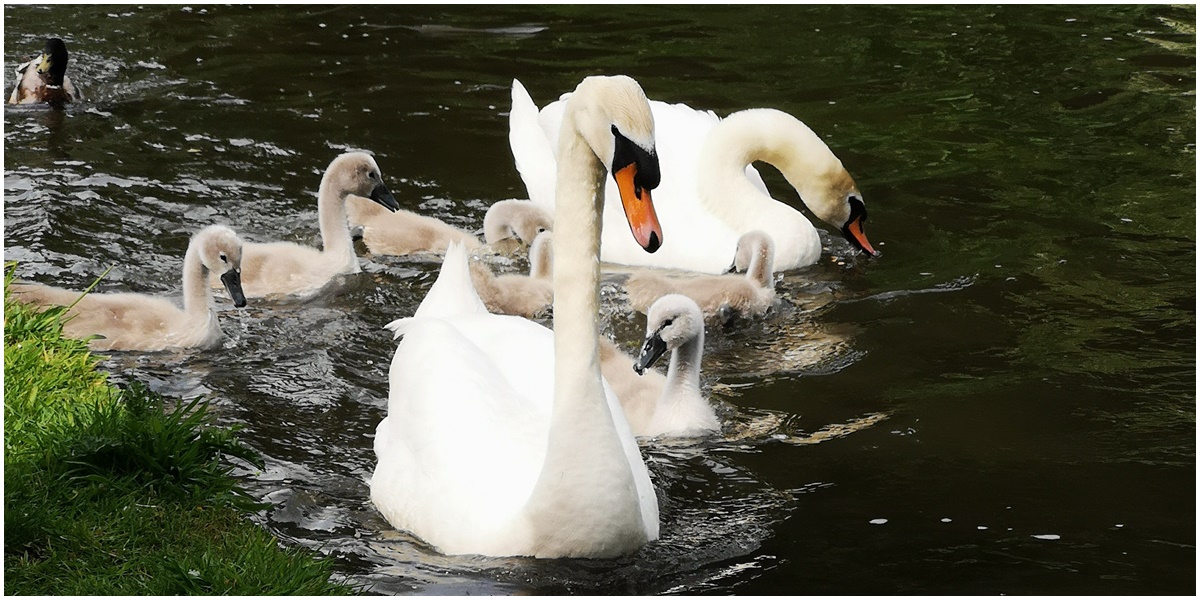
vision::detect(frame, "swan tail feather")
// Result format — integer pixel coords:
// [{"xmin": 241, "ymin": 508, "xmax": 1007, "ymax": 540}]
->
[
  {"xmin": 509, "ymin": 79, "xmax": 558, "ymax": 210},
  {"xmin": 413, "ymin": 242, "xmax": 489, "ymax": 319}
]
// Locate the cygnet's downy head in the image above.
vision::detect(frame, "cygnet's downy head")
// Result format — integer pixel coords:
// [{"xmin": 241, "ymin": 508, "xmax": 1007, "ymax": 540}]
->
[
  {"xmin": 195, "ymin": 224, "xmax": 247, "ymax": 308},
  {"xmin": 327, "ymin": 152, "xmax": 400, "ymax": 212},
  {"xmin": 483, "ymin": 199, "xmax": 554, "ymax": 245},
  {"xmin": 634, "ymin": 294, "xmax": 705, "ymax": 375}
]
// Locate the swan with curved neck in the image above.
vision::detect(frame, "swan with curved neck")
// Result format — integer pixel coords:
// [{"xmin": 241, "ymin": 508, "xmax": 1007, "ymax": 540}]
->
[
  {"xmin": 225, "ymin": 152, "xmax": 400, "ymax": 299},
  {"xmin": 371, "ymin": 75, "xmax": 664, "ymax": 558},
  {"xmin": 10, "ymin": 224, "xmax": 247, "ymax": 351},
  {"xmin": 510, "ymin": 81, "xmax": 877, "ymax": 273}
]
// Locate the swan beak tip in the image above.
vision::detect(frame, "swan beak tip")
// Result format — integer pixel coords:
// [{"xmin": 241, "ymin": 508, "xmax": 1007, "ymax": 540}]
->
[{"xmin": 614, "ymin": 164, "xmax": 663, "ymax": 254}]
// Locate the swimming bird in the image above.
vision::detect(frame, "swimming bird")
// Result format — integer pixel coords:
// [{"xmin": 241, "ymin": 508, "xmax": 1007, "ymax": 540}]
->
[
  {"xmin": 371, "ymin": 75, "xmax": 664, "ymax": 559},
  {"xmin": 8, "ymin": 37, "xmax": 79, "ymax": 107},
  {"xmin": 599, "ymin": 294, "xmax": 719, "ymax": 438},
  {"xmin": 346, "ymin": 193, "xmax": 481, "ymax": 255},
  {"xmin": 482, "ymin": 199, "xmax": 553, "ymax": 246},
  {"xmin": 9, "ymin": 224, "xmax": 246, "ymax": 351},
  {"xmin": 625, "ymin": 230, "xmax": 776, "ymax": 322},
  {"xmin": 224, "ymin": 152, "xmax": 400, "ymax": 299},
  {"xmin": 509, "ymin": 79, "xmax": 877, "ymax": 273},
  {"xmin": 469, "ymin": 230, "xmax": 553, "ymax": 318}
]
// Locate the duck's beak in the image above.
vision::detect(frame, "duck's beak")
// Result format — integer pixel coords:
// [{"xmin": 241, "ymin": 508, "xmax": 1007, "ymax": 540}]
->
[
  {"xmin": 613, "ymin": 163, "xmax": 662, "ymax": 253},
  {"xmin": 35, "ymin": 53, "xmax": 52, "ymax": 75},
  {"xmin": 842, "ymin": 197, "xmax": 879, "ymax": 257},
  {"xmin": 220, "ymin": 270, "xmax": 247, "ymax": 308},
  {"xmin": 633, "ymin": 329, "xmax": 668, "ymax": 376},
  {"xmin": 369, "ymin": 183, "xmax": 400, "ymax": 213}
]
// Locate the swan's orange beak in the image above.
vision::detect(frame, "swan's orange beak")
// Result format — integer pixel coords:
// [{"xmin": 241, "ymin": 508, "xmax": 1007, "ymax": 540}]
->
[
  {"xmin": 614, "ymin": 163, "xmax": 662, "ymax": 253},
  {"xmin": 845, "ymin": 214, "xmax": 878, "ymax": 256}
]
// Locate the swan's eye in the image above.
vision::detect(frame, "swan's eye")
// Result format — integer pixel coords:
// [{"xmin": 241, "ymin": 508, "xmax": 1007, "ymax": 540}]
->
[{"xmin": 219, "ymin": 253, "xmax": 228, "ymax": 263}]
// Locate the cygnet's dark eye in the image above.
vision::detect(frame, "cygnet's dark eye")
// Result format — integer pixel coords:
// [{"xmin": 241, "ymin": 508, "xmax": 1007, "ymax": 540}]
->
[
  {"xmin": 219, "ymin": 253, "xmax": 228, "ymax": 263},
  {"xmin": 369, "ymin": 171, "xmax": 378, "ymax": 179},
  {"xmin": 537, "ymin": 227, "xmax": 546, "ymax": 234},
  {"xmin": 663, "ymin": 318, "xmax": 674, "ymax": 327}
]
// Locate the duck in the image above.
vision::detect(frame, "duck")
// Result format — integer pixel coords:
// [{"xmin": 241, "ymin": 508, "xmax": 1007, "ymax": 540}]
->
[
  {"xmin": 9, "ymin": 224, "xmax": 246, "ymax": 351},
  {"xmin": 624, "ymin": 230, "xmax": 776, "ymax": 322},
  {"xmin": 221, "ymin": 152, "xmax": 400, "ymax": 299},
  {"xmin": 346, "ymin": 193, "xmax": 481, "ymax": 255},
  {"xmin": 509, "ymin": 79, "xmax": 878, "ymax": 274},
  {"xmin": 599, "ymin": 294, "xmax": 719, "ymax": 438},
  {"xmin": 469, "ymin": 230, "xmax": 553, "ymax": 318},
  {"xmin": 8, "ymin": 37, "xmax": 79, "ymax": 107},
  {"xmin": 370, "ymin": 75, "xmax": 664, "ymax": 559},
  {"xmin": 482, "ymin": 199, "xmax": 553, "ymax": 246}
]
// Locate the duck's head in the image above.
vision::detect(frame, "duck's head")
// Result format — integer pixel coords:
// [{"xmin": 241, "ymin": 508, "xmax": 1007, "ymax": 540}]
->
[
  {"xmin": 569, "ymin": 75, "xmax": 664, "ymax": 254},
  {"xmin": 195, "ymin": 224, "xmax": 247, "ymax": 308},
  {"xmin": 35, "ymin": 38, "xmax": 69, "ymax": 87},
  {"xmin": 634, "ymin": 294, "xmax": 705, "ymax": 375},
  {"xmin": 327, "ymin": 152, "xmax": 400, "ymax": 212}
]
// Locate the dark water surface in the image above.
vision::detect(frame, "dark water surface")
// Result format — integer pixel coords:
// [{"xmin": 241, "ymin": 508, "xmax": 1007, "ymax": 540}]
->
[{"xmin": 4, "ymin": 4, "xmax": 1195, "ymax": 595}]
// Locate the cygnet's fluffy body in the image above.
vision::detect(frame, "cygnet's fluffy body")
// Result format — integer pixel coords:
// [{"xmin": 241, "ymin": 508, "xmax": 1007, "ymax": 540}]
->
[
  {"xmin": 625, "ymin": 231, "xmax": 776, "ymax": 322},
  {"xmin": 224, "ymin": 152, "xmax": 399, "ymax": 299},
  {"xmin": 10, "ymin": 225, "xmax": 246, "ymax": 351},
  {"xmin": 469, "ymin": 231, "xmax": 553, "ymax": 318},
  {"xmin": 600, "ymin": 294, "xmax": 719, "ymax": 438},
  {"xmin": 347, "ymin": 194, "xmax": 481, "ymax": 255}
]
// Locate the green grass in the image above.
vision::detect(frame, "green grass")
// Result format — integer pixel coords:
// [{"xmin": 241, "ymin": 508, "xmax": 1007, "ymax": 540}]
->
[{"xmin": 4, "ymin": 265, "xmax": 356, "ymax": 595}]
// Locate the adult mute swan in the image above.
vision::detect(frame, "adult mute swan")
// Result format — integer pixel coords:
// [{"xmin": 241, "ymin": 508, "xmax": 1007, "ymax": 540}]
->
[
  {"xmin": 10, "ymin": 224, "xmax": 246, "ymax": 351},
  {"xmin": 469, "ymin": 230, "xmax": 553, "ymax": 318},
  {"xmin": 8, "ymin": 37, "xmax": 79, "ymax": 106},
  {"xmin": 509, "ymin": 79, "xmax": 878, "ymax": 274},
  {"xmin": 599, "ymin": 294, "xmax": 719, "ymax": 438},
  {"xmin": 371, "ymin": 75, "xmax": 664, "ymax": 559},
  {"xmin": 222, "ymin": 152, "xmax": 400, "ymax": 299},
  {"xmin": 625, "ymin": 230, "xmax": 776, "ymax": 322}
]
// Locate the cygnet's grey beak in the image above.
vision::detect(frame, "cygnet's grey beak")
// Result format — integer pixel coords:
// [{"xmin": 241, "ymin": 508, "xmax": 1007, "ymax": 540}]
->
[
  {"xmin": 220, "ymin": 269, "xmax": 247, "ymax": 308},
  {"xmin": 633, "ymin": 330, "xmax": 668, "ymax": 376}
]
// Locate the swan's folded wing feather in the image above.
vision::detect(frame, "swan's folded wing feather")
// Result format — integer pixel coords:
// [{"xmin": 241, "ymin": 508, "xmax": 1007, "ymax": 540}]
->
[
  {"xmin": 374, "ymin": 313, "xmax": 555, "ymax": 552},
  {"xmin": 509, "ymin": 79, "xmax": 559, "ymax": 210}
]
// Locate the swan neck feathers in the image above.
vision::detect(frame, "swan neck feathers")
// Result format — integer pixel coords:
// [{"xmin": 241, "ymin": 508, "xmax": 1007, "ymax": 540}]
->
[{"xmin": 702, "ymin": 108, "xmax": 858, "ymax": 227}]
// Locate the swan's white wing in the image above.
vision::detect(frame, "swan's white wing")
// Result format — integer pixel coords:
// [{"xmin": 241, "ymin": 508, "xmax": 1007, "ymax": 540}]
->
[
  {"xmin": 509, "ymin": 79, "xmax": 559, "ymax": 211},
  {"xmin": 372, "ymin": 312, "xmax": 555, "ymax": 554},
  {"xmin": 600, "ymin": 376, "xmax": 660, "ymax": 539}
]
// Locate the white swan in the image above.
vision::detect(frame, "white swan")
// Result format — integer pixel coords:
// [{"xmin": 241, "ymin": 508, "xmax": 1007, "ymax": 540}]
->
[
  {"xmin": 371, "ymin": 75, "xmax": 664, "ymax": 558},
  {"xmin": 510, "ymin": 79, "xmax": 878, "ymax": 274},
  {"xmin": 599, "ymin": 294, "xmax": 719, "ymax": 438},
  {"xmin": 469, "ymin": 230, "xmax": 553, "ymax": 318},
  {"xmin": 346, "ymin": 193, "xmax": 480, "ymax": 255},
  {"xmin": 625, "ymin": 230, "xmax": 776, "ymax": 322},
  {"xmin": 10, "ymin": 224, "xmax": 246, "ymax": 351},
  {"xmin": 223, "ymin": 152, "xmax": 400, "ymax": 298}
]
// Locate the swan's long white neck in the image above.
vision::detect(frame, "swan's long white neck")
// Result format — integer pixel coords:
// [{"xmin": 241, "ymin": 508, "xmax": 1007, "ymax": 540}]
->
[
  {"xmin": 523, "ymin": 97, "xmax": 646, "ymax": 557},
  {"xmin": 697, "ymin": 109, "xmax": 847, "ymax": 268},
  {"xmin": 316, "ymin": 174, "xmax": 359, "ymax": 273},
  {"xmin": 181, "ymin": 241, "xmax": 214, "ymax": 325}
]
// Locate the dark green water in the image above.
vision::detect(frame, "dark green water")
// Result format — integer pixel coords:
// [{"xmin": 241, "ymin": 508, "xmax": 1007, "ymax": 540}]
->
[{"xmin": 4, "ymin": 4, "xmax": 1194, "ymax": 595}]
